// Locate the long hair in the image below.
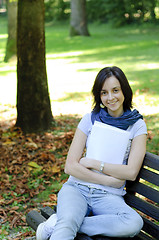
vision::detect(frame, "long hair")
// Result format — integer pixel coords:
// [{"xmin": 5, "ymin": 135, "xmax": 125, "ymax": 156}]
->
[{"xmin": 92, "ymin": 66, "xmax": 133, "ymax": 113}]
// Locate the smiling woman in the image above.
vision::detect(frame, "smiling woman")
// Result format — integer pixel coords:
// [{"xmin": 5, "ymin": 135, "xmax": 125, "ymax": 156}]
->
[
  {"xmin": 36, "ymin": 66, "xmax": 147, "ymax": 240},
  {"xmin": 92, "ymin": 67, "xmax": 133, "ymax": 115}
]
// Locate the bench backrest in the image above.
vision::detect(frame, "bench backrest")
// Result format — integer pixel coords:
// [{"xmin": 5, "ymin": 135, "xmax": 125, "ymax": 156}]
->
[{"xmin": 125, "ymin": 152, "xmax": 159, "ymax": 239}]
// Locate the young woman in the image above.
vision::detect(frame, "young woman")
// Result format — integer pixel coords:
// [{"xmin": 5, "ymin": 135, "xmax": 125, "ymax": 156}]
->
[{"xmin": 36, "ymin": 66, "xmax": 147, "ymax": 240}]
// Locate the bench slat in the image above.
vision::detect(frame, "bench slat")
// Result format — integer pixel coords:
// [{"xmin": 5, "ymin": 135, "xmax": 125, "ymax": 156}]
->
[
  {"xmin": 136, "ymin": 231, "xmax": 156, "ymax": 240},
  {"xmin": 93, "ymin": 236, "xmax": 136, "ymax": 240},
  {"xmin": 142, "ymin": 217, "xmax": 159, "ymax": 239},
  {"xmin": 138, "ymin": 168, "xmax": 159, "ymax": 186},
  {"xmin": 144, "ymin": 152, "xmax": 159, "ymax": 171},
  {"xmin": 92, "ymin": 232, "xmax": 152, "ymax": 240},
  {"xmin": 126, "ymin": 181, "xmax": 159, "ymax": 204},
  {"xmin": 125, "ymin": 193, "xmax": 159, "ymax": 221},
  {"xmin": 75, "ymin": 233, "xmax": 93, "ymax": 240}
]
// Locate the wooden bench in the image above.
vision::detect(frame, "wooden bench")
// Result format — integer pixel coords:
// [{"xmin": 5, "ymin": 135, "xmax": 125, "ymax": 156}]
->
[{"xmin": 26, "ymin": 152, "xmax": 159, "ymax": 240}]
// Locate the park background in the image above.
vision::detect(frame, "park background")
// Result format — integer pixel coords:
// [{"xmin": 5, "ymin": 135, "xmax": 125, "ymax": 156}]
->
[{"xmin": 0, "ymin": 0, "xmax": 159, "ymax": 239}]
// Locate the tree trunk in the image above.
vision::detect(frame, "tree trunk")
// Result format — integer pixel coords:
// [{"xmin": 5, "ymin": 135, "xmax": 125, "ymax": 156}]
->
[
  {"xmin": 16, "ymin": 0, "xmax": 53, "ymax": 133},
  {"xmin": 4, "ymin": 0, "xmax": 17, "ymax": 62},
  {"xmin": 70, "ymin": 0, "xmax": 90, "ymax": 37}
]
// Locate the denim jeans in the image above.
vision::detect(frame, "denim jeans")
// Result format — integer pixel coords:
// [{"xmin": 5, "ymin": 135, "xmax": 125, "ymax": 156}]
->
[{"xmin": 50, "ymin": 182, "xmax": 143, "ymax": 240}]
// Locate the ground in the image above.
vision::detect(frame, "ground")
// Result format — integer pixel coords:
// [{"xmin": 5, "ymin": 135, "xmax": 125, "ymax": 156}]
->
[{"xmin": 0, "ymin": 114, "xmax": 80, "ymax": 239}]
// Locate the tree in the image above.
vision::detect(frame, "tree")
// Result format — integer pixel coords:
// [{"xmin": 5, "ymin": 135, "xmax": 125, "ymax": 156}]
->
[
  {"xmin": 4, "ymin": 0, "xmax": 17, "ymax": 62},
  {"xmin": 16, "ymin": 0, "xmax": 53, "ymax": 133},
  {"xmin": 70, "ymin": 0, "xmax": 90, "ymax": 36}
]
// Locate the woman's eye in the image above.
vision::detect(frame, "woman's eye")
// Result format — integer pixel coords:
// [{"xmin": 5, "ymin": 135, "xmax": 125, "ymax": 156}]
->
[
  {"xmin": 114, "ymin": 89, "xmax": 119, "ymax": 93},
  {"xmin": 101, "ymin": 91, "xmax": 107, "ymax": 95}
]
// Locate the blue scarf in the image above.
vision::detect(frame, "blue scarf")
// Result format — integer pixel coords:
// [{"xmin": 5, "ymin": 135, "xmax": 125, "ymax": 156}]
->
[{"xmin": 91, "ymin": 109, "xmax": 143, "ymax": 130}]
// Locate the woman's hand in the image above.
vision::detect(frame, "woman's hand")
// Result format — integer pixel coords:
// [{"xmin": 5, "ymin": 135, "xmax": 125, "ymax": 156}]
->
[
  {"xmin": 79, "ymin": 157, "xmax": 125, "ymax": 188},
  {"xmin": 79, "ymin": 157, "xmax": 94, "ymax": 169},
  {"xmin": 65, "ymin": 128, "xmax": 125, "ymax": 188},
  {"xmin": 80, "ymin": 157, "xmax": 102, "ymax": 172}
]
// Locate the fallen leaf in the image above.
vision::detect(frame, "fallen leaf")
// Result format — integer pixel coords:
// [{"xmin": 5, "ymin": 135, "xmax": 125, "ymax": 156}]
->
[
  {"xmin": 25, "ymin": 142, "xmax": 38, "ymax": 149},
  {"xmin": 51, "ymin": 164, "xmax": 61, "ymax": 173},
  {"xmin": 28, "ymin": 161, "xmax": 42, "ymax": 170}
]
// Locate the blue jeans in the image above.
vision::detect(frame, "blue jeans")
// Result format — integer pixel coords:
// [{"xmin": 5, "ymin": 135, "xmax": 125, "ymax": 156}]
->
[{"xmin": 50, "ymin": 182, "xmax": 143, "ymax": 240}]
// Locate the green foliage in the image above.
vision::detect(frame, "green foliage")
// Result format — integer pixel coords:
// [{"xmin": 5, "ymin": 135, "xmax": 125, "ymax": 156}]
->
[
  {"xmin": 86, "ymin": 0, "xmax": 108, "ymax": 23},
  {"xmin": 86, "ymin": 0, "xmax": 159, "ymax": 27},
  {"xmin": 43, "ymin": 0, "xmax": 159, "ymax": 26},
  {"xmin": 44, "ymin": 0, "xmax": 70, "ymax": 22},
  {"xmin": 105, "ymin": 0, "xmax": 127, "ymax": 27},
  {"xmin": 3, "ymin": 0, "xmax": 158, "ymax": 27}
]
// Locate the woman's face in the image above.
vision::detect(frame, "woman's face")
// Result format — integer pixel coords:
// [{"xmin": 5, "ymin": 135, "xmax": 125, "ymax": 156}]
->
[{"xmin": 100, "ymin": 76, "xmax": 125, "ymax": 117}]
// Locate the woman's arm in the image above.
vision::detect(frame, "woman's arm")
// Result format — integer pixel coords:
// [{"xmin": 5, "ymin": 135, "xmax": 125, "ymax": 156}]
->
[
  {"xmin": 81, "ymin": 134, "xmax": 147, "ymax": 181},
  {"xmin": 64, "ymin": 128, "xmax": 125, "ymax": 188}
]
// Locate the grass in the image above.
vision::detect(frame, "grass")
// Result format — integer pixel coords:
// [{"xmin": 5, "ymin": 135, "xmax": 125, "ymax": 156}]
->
[{"xmin": 1, "ymin": 19, "xmax": 159, "ymax": 112}]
